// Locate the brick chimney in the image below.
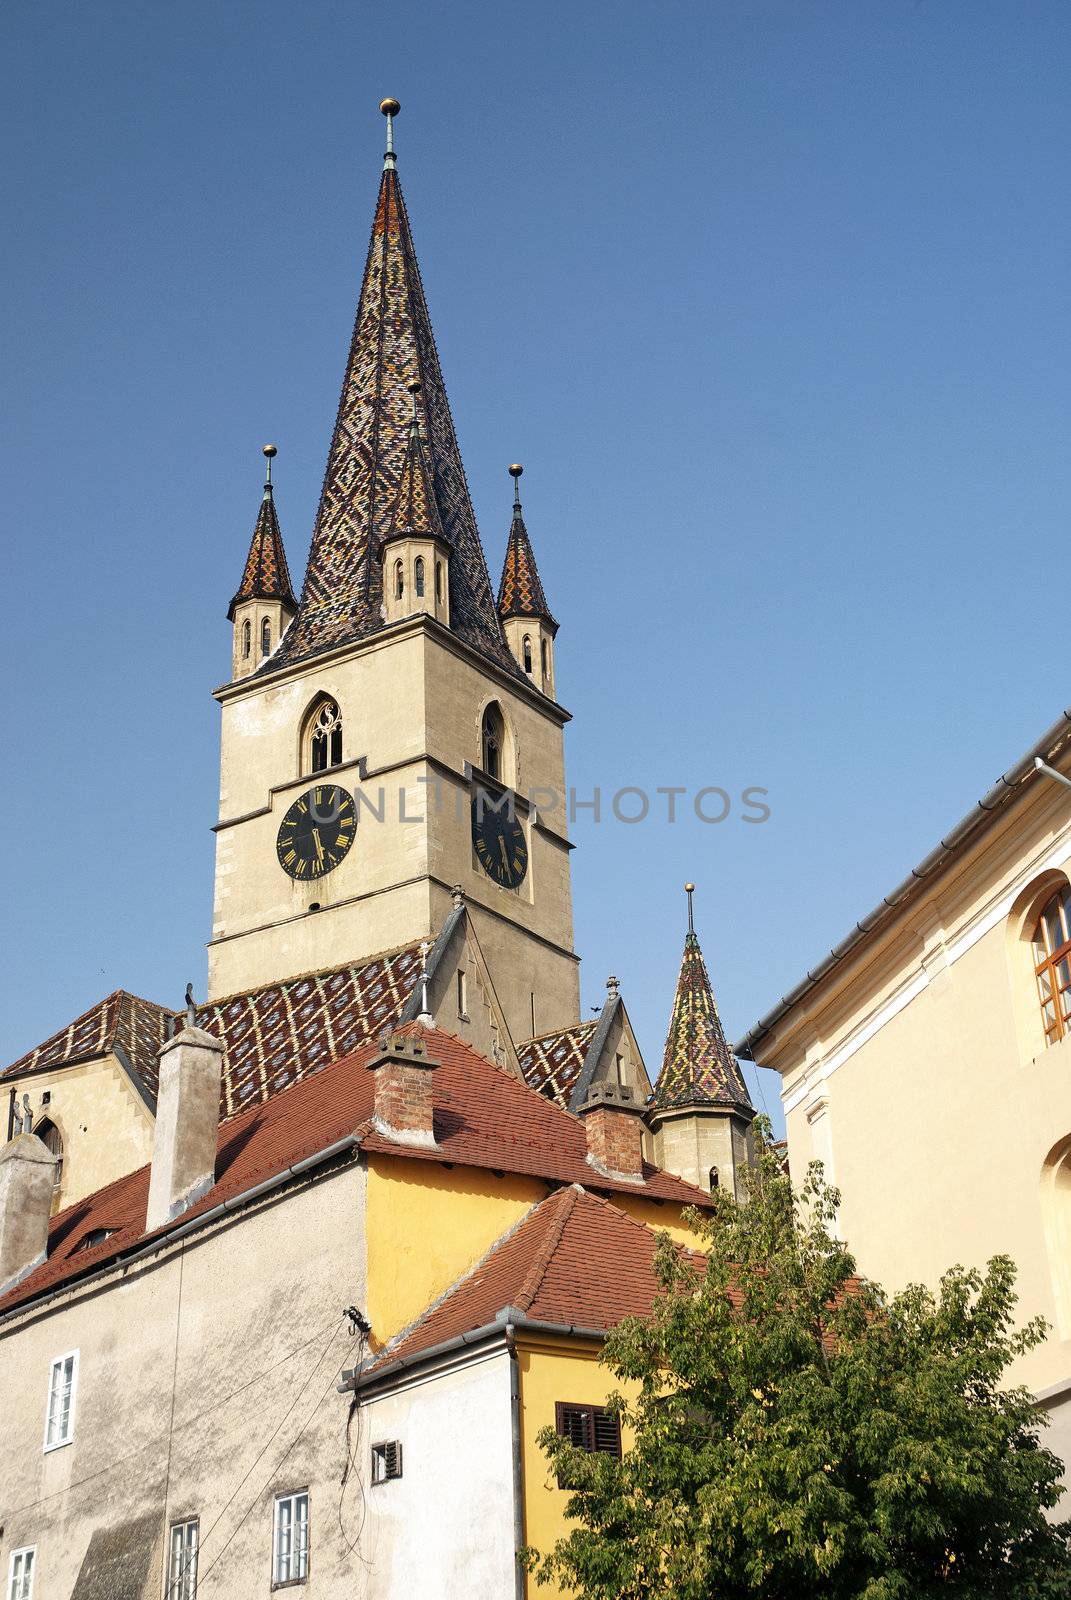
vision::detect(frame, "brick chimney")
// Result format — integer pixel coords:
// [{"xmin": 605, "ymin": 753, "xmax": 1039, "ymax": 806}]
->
[
  {"xmin": 579, "ymin": 1083, "xmax": 646, "ymax": 1184},
  {"xmin": 368, "ymin": 1031, "xmax": 439, "ymax": 1149},
  {"xmin": 146, "ymin": 1026, "xmax": 224, "ymax": 1233},
  {"xmin": 0, "ymin": 1134, "xmax": 57, "ymax": 1293}
]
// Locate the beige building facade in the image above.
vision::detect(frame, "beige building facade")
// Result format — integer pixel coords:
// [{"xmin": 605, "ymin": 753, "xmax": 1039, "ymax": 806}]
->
[{"xmin": 737, "ymin": 716, "xmax": 1071, "ymax": 1490}]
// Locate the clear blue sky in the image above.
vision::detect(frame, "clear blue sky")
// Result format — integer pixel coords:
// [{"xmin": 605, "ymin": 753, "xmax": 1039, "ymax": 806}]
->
[{"xmin": 3, "ymin": 1, "xmax": 1069, "ymax": 1134}]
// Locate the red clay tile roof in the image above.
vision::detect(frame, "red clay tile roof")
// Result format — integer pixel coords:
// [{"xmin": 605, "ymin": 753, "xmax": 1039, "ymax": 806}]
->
[
  {"xmin": 1, "ymin": 990, "xmax": 172, "ymax": 1102},
  {"xmin": 0, "ymin": 1026, "xmax": 709, "ymax": 1320},
  {"xmin": 519, "ymin": 1021, "xmax": 598, "ymax": 1106},
  {"xmin": 376, "ymin": 1184, "xmax": 687, "ymax": 1365},
  {"xmin": 497, "ymin": 499, "xmax": 556, "ymax": 629},
  {"xmin": 228, "ymin": 482, "xmax": 296, "ymax": 621},
  {"xmin": 270, "ymin": 159, "xmax": 515, "ymax": 675}
]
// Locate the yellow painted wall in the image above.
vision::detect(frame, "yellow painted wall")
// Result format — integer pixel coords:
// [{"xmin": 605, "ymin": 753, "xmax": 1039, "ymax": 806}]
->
[
  {"xmin": 6, "ymin": 1056, "xmax": 154, "ymax": 1210},
  {"xmin": 365, "ymin": 1155, "xmax": 547, "ymax": 1346},
  {"xmin": 517, "ymin": 1335, "xmax": 637, "ymax": 1598},
  {"xmin": 610, "ymin": 1192, "xmax": 704, "ymax": 1249}
]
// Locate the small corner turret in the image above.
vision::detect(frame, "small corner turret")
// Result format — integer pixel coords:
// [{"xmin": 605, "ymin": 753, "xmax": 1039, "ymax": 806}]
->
[
  {"xmin": 380, "ymin": 382, "xmax": 451, "ymax": 627},
  {"xmin": 497, "ymin": 465, "xmax": 558, "ymax": 699},
  {"xmin": 228, "ymin": 445, "xmax": 297, "ymax": 681},
  {"xmin": 648, "ymin": 883, "xmax": 755, "ymax": 1198}
]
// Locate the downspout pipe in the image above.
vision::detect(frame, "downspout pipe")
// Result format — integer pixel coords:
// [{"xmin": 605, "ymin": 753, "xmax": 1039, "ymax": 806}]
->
[{"xmin": 507, "ymin": 1322, "xmax": 526, "ymax": 1600}]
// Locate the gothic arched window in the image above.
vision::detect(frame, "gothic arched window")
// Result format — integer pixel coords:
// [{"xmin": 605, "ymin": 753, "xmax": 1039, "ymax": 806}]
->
[
  {"xmin": 481, "ymin": 703, "xmax": 505, "ymax": 782},
  {"xmin": 261, "ymin": 618, "xmax": 271, "ymax": 657},
  {"xmin": 708, "ymin": 1166, "xmax": 720, "ymax": 1191},
  {"xmin": 36, "ymin": 1118, "xmax": 63, "ymax": 1192},
  {"xmin": 522, "ymin": 635, "xmax": 533, "ymax": 675},
  {"xmin": 305, "ymin": 698, "xmax": 343, "ymax": 775},
  {"xmin": 242, "ymin": 619, "xmax": 251, "ymax": 659},
  {"xmin": 1033, "ymin": 885, "xmax": 1071, "ymax": 1044},
  {"xmin": 540, "ymin": 638, "xmax": 548, "ymax": 680},
  {"xmin": 394, "ymin": 560, "xmax": 404, "ymax": 601},
  {"xmin": 414, "ymin": 557, "xmax": 425, "ymax": 598},
  {"xmin": 435, "ymin": 561, "xmax": 444, "ymax": 603}
]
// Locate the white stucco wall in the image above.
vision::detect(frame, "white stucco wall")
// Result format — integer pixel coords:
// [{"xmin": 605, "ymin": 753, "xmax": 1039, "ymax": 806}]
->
[{"xmin": 354, "ymin": 1344, "xmax": 516, "ymax": 1599}]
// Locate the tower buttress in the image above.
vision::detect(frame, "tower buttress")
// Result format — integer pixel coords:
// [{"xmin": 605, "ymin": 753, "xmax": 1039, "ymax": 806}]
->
[
  {"xmin": 497, "ymin": 465, "xmax": 558, "ymax": 699},
  {"xmin": 228, "ymin": 445, "xmax": 297, "ymax": 681}
]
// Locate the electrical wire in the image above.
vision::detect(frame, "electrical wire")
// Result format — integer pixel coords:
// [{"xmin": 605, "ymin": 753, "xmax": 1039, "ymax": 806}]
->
[
  {"xmin": 0, "ymin": 1311, "xmax": 345, "ymax": 1522},
  {"xmin": 195, "ymin": 1323, "xmax": 350, "ymax": 1590}
]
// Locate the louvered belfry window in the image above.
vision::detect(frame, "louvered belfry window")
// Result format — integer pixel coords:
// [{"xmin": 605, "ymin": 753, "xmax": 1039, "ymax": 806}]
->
[
  {"xmin": 554, "ymin": 1402, "xmax": 621, "ymax": 1458},
  {"xmin": 371, "ymin": 1440, "xmax": 403, "ymax": 1484}
]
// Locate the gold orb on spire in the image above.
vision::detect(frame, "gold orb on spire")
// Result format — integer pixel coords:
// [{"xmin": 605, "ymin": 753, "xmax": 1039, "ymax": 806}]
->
[
  {"xmin": 263, "ymin": 444, "xmax": 277, "ymax": 459},
  {"xmin": 380, "ymin": 97, "xmax": 401, "ymax": 117},
  {"xmin": 685, "ymin": 882, "xmax": 695, "ymax": 894},
  {"xmin": 508, "ymin": 463, "xmax": 524, "ymax": 478}
]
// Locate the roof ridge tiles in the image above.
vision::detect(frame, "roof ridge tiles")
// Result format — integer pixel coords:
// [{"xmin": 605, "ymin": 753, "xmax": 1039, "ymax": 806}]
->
[{"xmin": 514, "ymin": 1185, "xmax": 580, "ymax": 1313}]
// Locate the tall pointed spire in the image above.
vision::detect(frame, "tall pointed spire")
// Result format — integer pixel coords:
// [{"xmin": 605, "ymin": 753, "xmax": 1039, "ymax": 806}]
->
[
  {"xmin": 383, "ymin": 382, "xmax": 447, "ymax": 545},
  {"xmin": 273, "ymin": 100, "xmax": 515, "ymax": 673},
  {"xmin": 653, "ymin": 884, "xmax": 753, "ymax": 1112},
  {"xmin": 497, "ymin": 465, "xmax": 557, "ymax": 632},
  {"xmin": 228, "ymin": 446, "xmax": 297, "ymax": 621}
]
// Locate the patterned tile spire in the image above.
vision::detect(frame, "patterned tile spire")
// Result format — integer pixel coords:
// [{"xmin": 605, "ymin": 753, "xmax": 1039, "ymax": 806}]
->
[
  {"xmin": 272, "ymin": 101, "xmax": 515, "ymax": 673},
  {"xmin": 653, "ymin": 884, "xmax": 753, "ymax": 1111},
  {"xmin": 497, "ymin": 465, "xmax": 557, "ymax": 632},
  {"xmin": 382, "ymin": 382, "xmax": 447, "ymax": 546},
  {"xmin": 227, "ymin": 445, "xmax": 296, "ymax": 621}
]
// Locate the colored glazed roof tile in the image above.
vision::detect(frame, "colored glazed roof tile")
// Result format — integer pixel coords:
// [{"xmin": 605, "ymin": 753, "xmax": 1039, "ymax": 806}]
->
[
  {"xmin": 381, "ymin": 415, "xmax": 446, "ymax": 547},
  {"xmin": 2, "ymin": 990, "xmax": 173, "ymax": 1103},
  {"xmin": 497, "ymin": 500, "xmax": 556, "ymax": 629},
  {"xmin": 228, "ymin": 483, "xmax": 296, "ymax": 621},
  {"xmin": 519, "ymin": 1021, "xmax": 598, "ymax": 1107},
  {"xmin": 0, "ymin": 1026, "xmax": 711, "ymax": 1318},
  {"xmin": 271, "ymin": 162, "xmax": 515, "ymax": 675},
  {"xmin": 654, "ymin": 925, "xmax": 753, "ymax": 1113}
]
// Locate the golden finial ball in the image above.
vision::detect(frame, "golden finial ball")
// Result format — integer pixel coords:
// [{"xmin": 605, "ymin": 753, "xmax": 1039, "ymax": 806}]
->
[
  {"xmin": 380, "ymin": 98, "xmax": 401, "ymax": 117},
  {"xmin": 508, "ymin": 463, "xmax": 524, "ymax": 478},
  {"xmin": 263, "ymin": 444, "xmax": 278, "ymax": 459},
  {"xmin": 685, "ymin": 882, "xmax": 695, "ymax": 894}
]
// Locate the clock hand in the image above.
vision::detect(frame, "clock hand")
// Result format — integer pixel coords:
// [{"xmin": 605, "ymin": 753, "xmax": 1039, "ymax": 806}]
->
[
  {"xmin": 497, "ymin": 836, "xmax": 511, "ymax": 873},
  {"xmin": 312, "ymin": 828, "xmax": 325, "ymax": 864}
]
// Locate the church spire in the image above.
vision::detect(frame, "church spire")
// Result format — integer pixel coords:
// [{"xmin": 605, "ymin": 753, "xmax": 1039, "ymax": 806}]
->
[
  {"xmin": 497, "ymin": 465, "xmax": 559, "ymax": 696},
  {"xmin": 653, "ymin": 885, "xmax": 753, "ymax": 1113},
  {"xmin": 228, "ymin": 446, "xmax": 296, "ymax": 621},
  {"xmin": 272, "ymin": 99, "xmax": 514, "ymax": 674}
]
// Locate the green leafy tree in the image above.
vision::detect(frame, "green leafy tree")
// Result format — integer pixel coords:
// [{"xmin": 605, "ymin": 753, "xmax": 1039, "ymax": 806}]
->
[{"xmin": 527, "ymin": 1118, "xmax": 1071, "ymax": 1598}]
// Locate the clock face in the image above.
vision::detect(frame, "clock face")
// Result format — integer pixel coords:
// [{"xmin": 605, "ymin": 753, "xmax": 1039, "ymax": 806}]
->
[
  {"xmin": 471, "ymin": 793, "xmax": 528, "ymax": 889},
  {"xmin": 276, "ymin": 785, "xmax": 355, "ymax": 881}
]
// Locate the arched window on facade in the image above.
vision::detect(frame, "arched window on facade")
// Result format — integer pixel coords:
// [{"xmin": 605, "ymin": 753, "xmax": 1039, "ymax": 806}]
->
[
  {"xmin": 435, "ymin": 561, "xmax": 444, "ymax": 603},
  {"xmin": 708, "ymin": 1166, "xmax": 719, "ymax": 1191},
  {"xmin": 522, "ymin": 635, "xmax": 533, "ymax": 674},
  {"xmin": 481, "ymin": 702, "xmax": 505, "ymax": 782},
  {"xmin": 414, "ymin": 557, "xmax": 425, "ymax": 598},
  {"xmin": 394, "ymin": 560, "xmax": 404, "ymax": 601},
  {"xmin": 305, "ymin": 698, "xmax": 343, "ymax": 775},
  {"xmin": 1032, "ymin": 884, "xmax": 1071, "ymax": 1045},
  {"xmin": 540, "ymin": 638, "xmax": 548, "ymax": 681},
  {"xmin": 1042, "ymin": 1136, "xmax": 1071, "ymax": 1337},
  {"xmin": 36, "ymin": 1118, "xmax": 63, "ymax": 1193},
  {"xmin": 261, "ymin": 618, "xmax": 271, "ymax": 657},
  {"xmin": 242, "ymin": 619, "xmax": 251, "ymax": 659}
]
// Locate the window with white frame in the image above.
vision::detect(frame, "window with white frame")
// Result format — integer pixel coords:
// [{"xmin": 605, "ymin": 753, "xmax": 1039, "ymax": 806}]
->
[
  {"xmin": 168, "ymin": 1520, "xmax": 198, "ymax": 1600},
  {"xmin": 44, "ymin": 1351, "xmax": 77, "ymax": 1450},
  {"xmin": 7, "ymin": 1548, "xmax": 35, "ymax": 1600},
  {"xmin": 272, "ymin": 1491, "xmax": 309, "ymax": 1586}
]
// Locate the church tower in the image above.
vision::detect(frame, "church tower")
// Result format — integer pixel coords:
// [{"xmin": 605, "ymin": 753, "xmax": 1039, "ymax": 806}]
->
[
  {"xmin": 208, "ymin": 102, "xmax": 579, "ymax": 1045},
  {"xmin": 648, "ymin": 885, "xmax": 755, "ymax": 1198}
]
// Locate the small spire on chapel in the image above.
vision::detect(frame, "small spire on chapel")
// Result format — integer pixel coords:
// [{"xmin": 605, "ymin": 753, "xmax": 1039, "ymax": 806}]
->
[{"xmin": 653, "ymin": 883, "xmax": 752, "ymax": 1114}]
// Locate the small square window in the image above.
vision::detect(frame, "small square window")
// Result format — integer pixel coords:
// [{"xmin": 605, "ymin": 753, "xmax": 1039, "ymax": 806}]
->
[
  {"xmin": 272, "ymin": 1491, "xmax": 309, "ymax": 1587},
  {"xmin": 44, "ymin": 1351, "xmax": 78, "ymax": 1451},
  {"xmin": 7, "ymin": 1548, "xmax": 36, "ymax": 1600},
  {"xmin": 168, "ymin": 1520, "xmax": 198, "ymax": 1600},
  {"xmin": 371, "ymin": 1440, "xmax": 403, "ymax": 1485}
]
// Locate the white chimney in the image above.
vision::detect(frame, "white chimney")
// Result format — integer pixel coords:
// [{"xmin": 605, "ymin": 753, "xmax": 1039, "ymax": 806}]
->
[
  {"xmin": 0, "ymin": 1134, "xmax": 57, "ymax": 1293},
  {"xmin": 146, "ymin": 1026, "xmax": 224, "ymax": 1232}
]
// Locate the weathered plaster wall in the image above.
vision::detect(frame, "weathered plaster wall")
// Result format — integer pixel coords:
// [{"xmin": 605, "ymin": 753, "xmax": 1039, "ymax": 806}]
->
[{"xmin": 5, "ymin": 1056, "xmax": 154, "ymax": 1211}]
